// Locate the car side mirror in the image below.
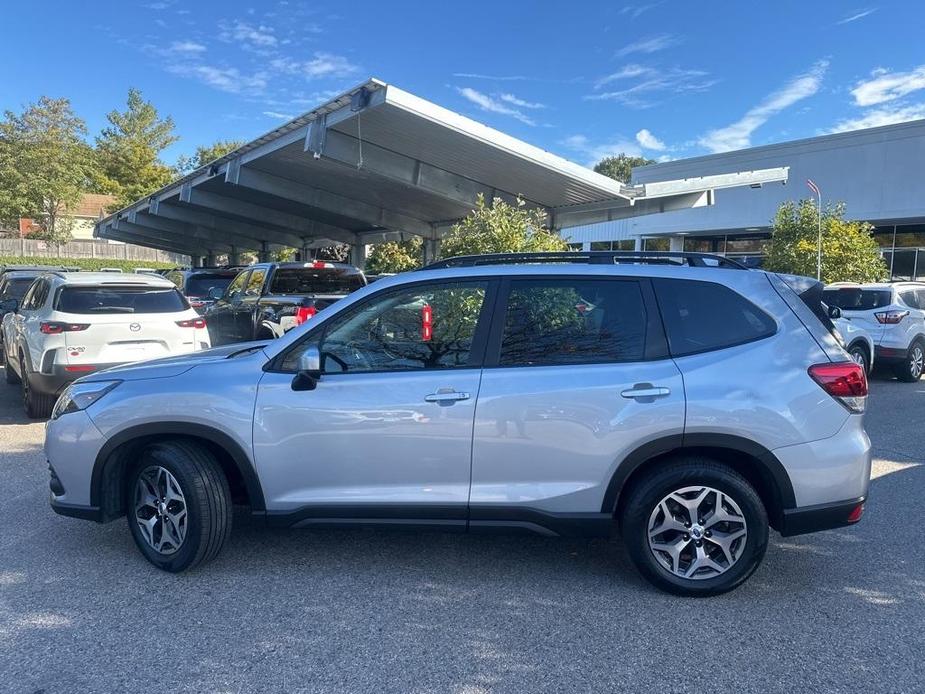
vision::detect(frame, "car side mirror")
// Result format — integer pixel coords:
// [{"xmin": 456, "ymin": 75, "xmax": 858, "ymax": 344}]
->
[
  {"xmin": 828, "ymin": 306, "xmax": 841, "ymax": 319},
  {"xmin": 208, "ymin": 287, "xmax": 224, "ymax": 300},
  {"xmin": 0, "ymin": 298, "xmax": 18, "ymax": 313},
  {"xmin": 291, "ymin": 344, "xmax": 322, "ymax": 391}
]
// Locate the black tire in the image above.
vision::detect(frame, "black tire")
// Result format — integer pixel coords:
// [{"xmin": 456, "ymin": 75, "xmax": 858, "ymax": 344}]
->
[
  {"xmin": 21, "ymin": 355, "xmax": 54, "ymax": 418},
  {"xmin": 847, "ymin": 342, "xmax": 871, "ymax": 376},
  {"xmin": 4, "ymin": 355, "xmax": 19, "ymax": 384},
  {"xmin": 620, "ymin": 457, "xmax": 769, "ymax": 597},
  {"xmin": 893, "ymin": 339, "xmax": 924, "ymax": 382},
  {"xmin": 126, "ymin": 440, "xmax": 232, "ymax": 572}
]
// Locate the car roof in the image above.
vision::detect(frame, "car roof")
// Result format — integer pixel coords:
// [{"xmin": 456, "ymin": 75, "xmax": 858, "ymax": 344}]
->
[
  {"xmin": 46, "ymin": 271, "xmax": 177, "ymax": 287},
  {"xmin": 1, "ymin": 271, "xmax": 41, "ymax": 281}
]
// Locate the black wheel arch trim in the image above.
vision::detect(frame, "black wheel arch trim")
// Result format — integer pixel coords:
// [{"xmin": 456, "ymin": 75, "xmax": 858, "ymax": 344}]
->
[
  {"xmin": 601, "ymin": 432, "xmax": 797, "ymax": 517},
  {"xmin": 90, "ymin": 422, "xmax": 266, "ymax": 515}
]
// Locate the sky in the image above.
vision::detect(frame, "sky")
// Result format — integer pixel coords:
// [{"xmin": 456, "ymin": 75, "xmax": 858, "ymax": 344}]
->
[{"xmin": 3, "ymin": 1, "xmax": 925, "ymax": 169}]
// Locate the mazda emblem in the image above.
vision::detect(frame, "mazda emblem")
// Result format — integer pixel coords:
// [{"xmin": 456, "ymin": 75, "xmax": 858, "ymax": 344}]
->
[{"xmin": 129, "ymin": 323, "xmax": 141, "ymax": 332}]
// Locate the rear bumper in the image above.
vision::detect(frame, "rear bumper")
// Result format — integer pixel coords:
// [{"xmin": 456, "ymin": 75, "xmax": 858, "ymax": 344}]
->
[
  {"xmin": 780, "ymin": 496, "xmax": 866, "ymax": 536},
  {"xmin": 50, "ymin": 496, "xmax": 104, "ymax": 522},
  {"xmin": 30, "ymin": 362, "xmax": 123, "ymax": 396}
]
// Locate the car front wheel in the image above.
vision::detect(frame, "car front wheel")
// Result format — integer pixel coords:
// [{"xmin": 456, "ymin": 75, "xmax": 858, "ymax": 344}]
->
[
  {"xmin": 127, "ymin": 440, "xmax": 232, "ymax": 572},
  {"xmin": 621, "ymin": 458, "xmax": 769, "ymax": 596}
]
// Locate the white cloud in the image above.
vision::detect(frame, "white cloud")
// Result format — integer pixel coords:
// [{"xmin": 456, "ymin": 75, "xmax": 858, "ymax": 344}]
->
[
  {"xmin": 851, "ymin": 65, "xmax": 925, "ymax": 106},
  {"xmin": 263, "ymin": 110, "xmax": 295, "ymax": 120},
  {"xmin": 499, "ymin": 93, "xmax": 545, "ymax": 109},
  {"xmin": 615, "ymin": 34, "xmax": 679, "ymax": 58},
  {"xmin": 828, "ymin": 103, "xmax": 925, "ymax": 133},
  {"xmin": 457, "ymin": 87, "xmax": 537, "ymax": 125},
  {"xmin": 588, "ymin": 65, "xmax": 716, "ymax": 108},
  {"xmin": 270, "ymin": 52, "xmax": 359, "ymax": 79},
  {"xmin": 562, "ymin": 134, "xmax": 643, "ymax": 167},
  {"xmin": 837, "ymin": 7, "xmax": 877, "ymax": 24},
  {"xmin": 698, "ymin": 60, "xmax": 828, "ymax": 153},
  {"xmin": 167, "ymin": 63, "xmax": 268, "ymax": 95},
  {"xmin": 620, "ymin": 3, "xmax": 664, "ymax": 19},
  {"xmin": 169, "ymin": 40, "xmax": 206, "ymax": 54},
  {"xmin": 635, "ymin": 128, "xmax": 666, "ymax": 150},
  {"xmin": 219, "ymin": 20, "xmax": 277, "ymax": 48},
  {"xmin": 452, "ymin": 72, "xmax": 529, "ymax": 81}
]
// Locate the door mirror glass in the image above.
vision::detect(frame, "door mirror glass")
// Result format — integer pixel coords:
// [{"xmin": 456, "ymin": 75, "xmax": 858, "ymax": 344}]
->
[
  {"xmin": 292, "ymin": 344, "xmax": 322, "ymax": 391},
  {"xmin": 827, "ymin": 305, "xmax": 841, "ymax": 319}
]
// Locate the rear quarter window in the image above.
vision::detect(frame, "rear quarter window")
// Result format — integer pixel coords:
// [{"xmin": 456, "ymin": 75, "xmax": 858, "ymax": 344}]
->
[
  {"xmin": 55, "ymin": 286, "xmax": 189, "ymax": 314},
  {"xmin": 653, "ymin": 278, "xmax": 777, "ymax": 357}
]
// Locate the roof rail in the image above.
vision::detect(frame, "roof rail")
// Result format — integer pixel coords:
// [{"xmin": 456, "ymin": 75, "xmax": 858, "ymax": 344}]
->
[{"xmin": 420, "ymin": 251, "xmax": 748, "ymax": 271}]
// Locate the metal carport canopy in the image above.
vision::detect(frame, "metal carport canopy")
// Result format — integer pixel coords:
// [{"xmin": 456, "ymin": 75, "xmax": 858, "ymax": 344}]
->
[{"xmin": 95, "ymin": 77, "xmax": 789, "ymax": 261}]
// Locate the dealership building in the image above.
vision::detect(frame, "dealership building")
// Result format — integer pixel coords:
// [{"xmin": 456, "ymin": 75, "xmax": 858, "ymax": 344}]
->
[{"xmin": 565, "ymin": 119, "xmax": 925, "ymax": 280}]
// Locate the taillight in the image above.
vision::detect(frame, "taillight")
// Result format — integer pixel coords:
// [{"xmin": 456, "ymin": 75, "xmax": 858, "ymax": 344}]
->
[
  {"xmin": 64, "ymin": 364, "xmax": 96, "ymax": 373},
  {"xmin": 176, "ymin": 318, "xmax": 207, "ymax": 329},
  {"xmin": 294, "ymin": 306, "xmax": 317, "ymax": 325},
  {"xmin": 875, "ymin": 310, "xmax": 908, "ymax": 324},
  {"xmin": 310, "ymin": 261, "xmax": 334, "ymax": 269},
  {"xmin": 40, "ymin": 322, "xmax": 89, "ymax": 334},
  {"xmin": 189, "ymin": 299, "xmax": 205, "ymax": 308},
  {"xmin": 421, "ymin": 304, "xmax": 433, "ymax": 342},
  {"xmin": 808, "ymin": 362, "xmax": 868, "ymax": 413}
]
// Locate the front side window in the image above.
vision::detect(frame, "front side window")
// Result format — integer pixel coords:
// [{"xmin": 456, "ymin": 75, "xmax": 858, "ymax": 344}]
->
[
  {"xmin": 244, "ymin": 269, "xmax": 266, "ymax": 297},
  {"xmin": 282, "ymin": 281, "xmax": 488, "ymax": 373},
  {"xmin": 499, "ymin": 279, "xmax": 647, "ymax": 366},
  {"xmin": 224, "ymin": 271, "xmax": 249, "ymax": 301},
  {"xmin": 654, "ymin": 279, "xmax": 777, "ymax": 357}
]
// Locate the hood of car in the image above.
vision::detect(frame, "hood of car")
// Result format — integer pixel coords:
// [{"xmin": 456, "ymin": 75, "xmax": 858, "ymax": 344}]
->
[{"xmin": 80, "ymin": 341, "xmax": 270, "ymax": 382}]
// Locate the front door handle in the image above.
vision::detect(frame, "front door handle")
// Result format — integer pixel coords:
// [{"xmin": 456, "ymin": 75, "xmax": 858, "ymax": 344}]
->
[
  {"xmin": 424, "ymin": 389, "xmax": 471, "ymax": 404},
  {"xmin": 621, "ymin": 383, "xmax": 671, "ymax": 400}
]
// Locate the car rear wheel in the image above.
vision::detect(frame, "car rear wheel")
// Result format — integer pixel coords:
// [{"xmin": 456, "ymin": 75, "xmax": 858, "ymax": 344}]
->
[
  {"xmin": 893, "ymin": 340, "xmax": 924, "ymax": 382},
  {"xmin": 848, "ymin": 342, "xmax": 871, "ymax": 376},
  {"xmin": 21, "ymin": 357, "xmax": 54, "ymax": 418},
  {"xmin": 4, "ymin": 356, "xmax": 19, "ymax": 384},
  {"xmin": 127, "ymin": 440, "xmax": 232, "ymax": 572},
  {"xmin": 620, "ymin": 458, "xmax": 769, "ymax": 596}
]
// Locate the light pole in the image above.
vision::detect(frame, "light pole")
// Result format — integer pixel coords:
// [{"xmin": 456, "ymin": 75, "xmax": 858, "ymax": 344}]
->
[{"xmin": 807, "ymin": 179, "xmax": 822, "ymax": 280}]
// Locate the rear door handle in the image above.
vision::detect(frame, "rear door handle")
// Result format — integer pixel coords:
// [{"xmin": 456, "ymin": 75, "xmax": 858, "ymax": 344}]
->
[
  {"xmin": 425, "ymin": 389, "xmax": 471, "ymax": 403},
  {"xmin": 621, "ymin": 384, "xmax": 671, "ymax": 400}
]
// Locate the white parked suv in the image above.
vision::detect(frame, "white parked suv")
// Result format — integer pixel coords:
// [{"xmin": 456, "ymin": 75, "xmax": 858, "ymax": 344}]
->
[
  {"xmin": 2, "ymin": 272, "xmax": 209, "ymax": 418},
  {"xmin": 823, "ymin": 282, "xmax": 925, "ymax": 382}
]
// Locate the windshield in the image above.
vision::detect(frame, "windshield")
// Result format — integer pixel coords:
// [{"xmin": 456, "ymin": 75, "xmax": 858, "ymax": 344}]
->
[
  {"xmin": 822, "ymin": 288, "xmax": 892, "ymax": 311},
  {"xmin": 1, "ymin": 277, "xmax": 35, "ymax": 301},
  {"xmin": 56, "ymin": 286, "xmax": 189, "ymax": 314},
  {"xmin": 185, "ymin": 274, "xmax": 236, "ymax": 297},
  {"xmin": 269, "ymin": 268, "xmax": 365, "ymax": 295}
]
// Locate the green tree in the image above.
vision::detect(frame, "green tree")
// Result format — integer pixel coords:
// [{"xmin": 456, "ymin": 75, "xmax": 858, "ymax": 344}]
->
[
  {"xmin": 95, "ymin": 88, "xmax": 179, "ymax": 209},
  {"xmin": 440, "ymin": 194, "xmax": 567, "ymax": 258},
  {"xmin": 0, "ymin": 97, "xmax": 97, "ymax": 247},
  {"xmin": 175, "ymin": 139, "xmax": 245, "ymax": 175},
  {"xmin": 764, "ymin": 200, "xmax": 887, "ymax": 283},
  {"xmin": 365, "ymin": 237, "xmax": 422, "ymax": 274},
  {"xmin": 593, "ymin": 153, "xmax": 655, "ymax": 184}
]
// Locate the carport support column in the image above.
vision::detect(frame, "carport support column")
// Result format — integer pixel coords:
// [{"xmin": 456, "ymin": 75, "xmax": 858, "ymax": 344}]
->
[
  {"xmin": 205, "ymin": 252, "xmax": 217, "ymax": 266},
  {"xmin": 349, "ymin": 242, "xmax": 367, "ymax": 270},
  {"xmin": 423, "ymin": 237, "xmax": 441, "ymax": 265},
  {"xmin": 258, "ymin": 242, "xmax": 270, "ymax": 263},
  {"xmin": 228, "ymin": 246, "xmax": 240, "ymax": 266}
]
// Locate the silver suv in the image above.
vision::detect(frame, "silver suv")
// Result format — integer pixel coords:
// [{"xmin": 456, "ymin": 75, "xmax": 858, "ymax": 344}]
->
[{"xmin": 44, "ymin": 252, "xmax": 871, "ymax": 596}]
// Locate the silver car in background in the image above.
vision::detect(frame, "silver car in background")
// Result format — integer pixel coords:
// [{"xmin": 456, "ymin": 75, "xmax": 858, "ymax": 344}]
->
[{"xmin": 44, "ymin": 252, "xmax": 871, "ymax": 596}]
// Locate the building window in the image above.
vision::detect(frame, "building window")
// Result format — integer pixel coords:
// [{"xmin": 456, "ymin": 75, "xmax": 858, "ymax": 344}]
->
[
  {"xmin": 589, "ymin": 240, "xmax": 636, "ymax": 251},
  {"xmin": 643, "ymin": 238, "xmax": 670, "ymax": 252}
]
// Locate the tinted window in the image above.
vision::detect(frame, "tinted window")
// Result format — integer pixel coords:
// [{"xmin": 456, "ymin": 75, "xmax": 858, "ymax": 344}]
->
[
  {"xmin": 224, "ymin": 271, "xmax": 249, "ymax": 301},
  {"xmin": 822, "ymin": 288, "xmax": 892, "ymax": 310},
  {"xmin": 244, "ymin": 269, "xmax": 266, "ymax": 297},
  {"xmin": 184, "ymin": 273, "xmax": 236, "ymax": 297},
  {"xmin": 56, "ymin": 286, "xmax": 189, "ymax": 314},
  {"xmin": 499, "ymin": 279, "xmax": 647, "ymax": 366},
  {"xmin": 282, "ymin": 281, "xmax": 487, "ymax": 373},
  {"xmin": 19, "ymin": 281, "xmax": 39, "ymax": 310},
  {"xmin": 899, "ymin": 289, "xmax": 921, "ymax": 309},
  {"xmin": 269, "ymin": 268, "xmax": 366, "ymax": 295},
  {"xmin": 0, "ymin": 277, "xmax": 35, "ymax": 301},
  {"xmin": 654, "ymin": 279, "xmax": 776, "ymax": 356}
]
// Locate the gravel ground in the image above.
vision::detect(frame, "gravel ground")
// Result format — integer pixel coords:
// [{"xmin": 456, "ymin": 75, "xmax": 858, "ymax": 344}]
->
[{"xmin": 0, "ymin": 367, "xmax": 923, "ymax": 694}]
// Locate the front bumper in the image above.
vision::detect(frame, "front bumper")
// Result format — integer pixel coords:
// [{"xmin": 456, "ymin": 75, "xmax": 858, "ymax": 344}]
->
[{"xmin": 780, "ymin": 496, "xmax": 866, "ymax": 536}]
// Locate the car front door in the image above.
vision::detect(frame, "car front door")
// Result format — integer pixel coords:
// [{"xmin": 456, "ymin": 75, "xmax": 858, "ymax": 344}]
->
[
  {"xmin": 253, "ymin": 279, "xmax": 494, "ymax": 523},
  {"xmin": 232, "ymin": 267, "xmax": 266, "ymax": 341},
  {"xmin": 206, "ymin": 270, "xmax": 250, "ymax": 346},
  {"xmin": 469, "ymin": 276, "xmax": 686, "ymax": 526}
]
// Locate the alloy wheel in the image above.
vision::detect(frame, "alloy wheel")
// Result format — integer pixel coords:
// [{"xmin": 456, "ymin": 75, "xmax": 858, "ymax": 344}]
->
[
  {"xmin": 647, "ymin": 485, "xmax": 748, "ymax": 580},
  {"xmin": 850, "ymin": 347, "xmax": 867, "ymax": 373},
  {"xmin": 911, "ymin": 344, "xmax": 924, "ymax": 380},
  {"xmin": 134, "ymin": 466, "xmax": 188, "ymax": 555}
]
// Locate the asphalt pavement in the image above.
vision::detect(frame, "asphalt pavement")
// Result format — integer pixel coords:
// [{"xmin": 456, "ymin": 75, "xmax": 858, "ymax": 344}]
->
[{"xmin": 0, "ymin": 366, "xmax": 923, "ymax": 693}]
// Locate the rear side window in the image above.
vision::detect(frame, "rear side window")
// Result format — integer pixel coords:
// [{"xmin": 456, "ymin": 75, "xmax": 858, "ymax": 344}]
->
[
  {"xmin": 899, "ymin": 289, "xmax": 921, "ymax": 309},
  {"xmin": 822, "ymin": 288, "xmax": 892, "ymax": 310},
  {"xmin": 184, "ymin": 273, "xmax": 236, "ymax": 297},
  {"xmin": 269, "ymin": 268, "xmax": 366, "ymax": 295},
  {"xmin": 0, "ymin": 277, "xmax": 35, "ymax": 300},
  {"xmin": 654, "ymin": 279, "xmax": 776, "ymax": 357},
  {"xmin": 499, "ymin": 279, "xmax": 647, "ymax": 366},
  {"xmin": 55, "ymin": 286, "xmax": 189, "ymax": 314}
]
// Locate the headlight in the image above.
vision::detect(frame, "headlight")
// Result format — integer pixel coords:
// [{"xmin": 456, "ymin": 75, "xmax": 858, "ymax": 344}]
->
[{"xmin": 51, "ymin": 381, "xmax": 121, "ymax": 420}]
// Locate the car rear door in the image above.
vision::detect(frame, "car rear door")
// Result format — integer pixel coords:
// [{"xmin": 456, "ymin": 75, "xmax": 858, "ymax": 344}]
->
[{"xmin": 469, "ymin": 275, "xmax": 685, "ymax": 525}]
